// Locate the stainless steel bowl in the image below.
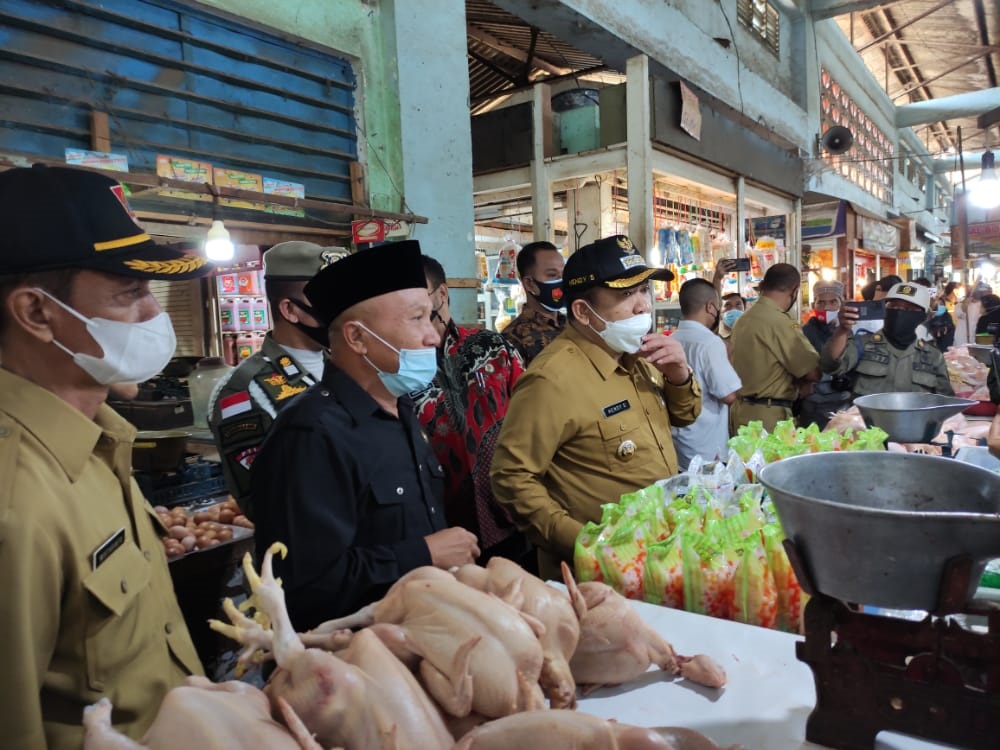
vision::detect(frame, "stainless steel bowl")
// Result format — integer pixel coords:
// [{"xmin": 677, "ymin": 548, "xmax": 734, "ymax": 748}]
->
[
  {"xmin": 854, "ymin": 392, "xmax": 977, "ymax": 443},
  {"xmin": 759, "ymin": 452, "xmax": 1000, "ymax": 611}
]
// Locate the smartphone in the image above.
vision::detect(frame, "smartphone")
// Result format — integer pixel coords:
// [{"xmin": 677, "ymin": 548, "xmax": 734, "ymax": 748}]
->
[
  {"xmin": 729, "ymin": 257, "xmax": 751, "ymax": 272},
  {"xmin": 850, "ymin": 300, "xmax": 885, "ymax": 321}
]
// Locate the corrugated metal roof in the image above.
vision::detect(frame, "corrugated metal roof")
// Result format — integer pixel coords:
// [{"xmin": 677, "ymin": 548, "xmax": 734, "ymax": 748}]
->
[
  {"xmin": 466, "ymin": 0, "xmax": 610, "ymax": 113},
  {"xmin": 835, "ymin": 0, "xmax": 999, "ymax": 154}
]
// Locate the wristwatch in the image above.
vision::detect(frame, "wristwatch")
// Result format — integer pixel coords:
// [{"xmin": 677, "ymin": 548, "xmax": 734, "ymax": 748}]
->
[{"xmin": 666, "ymin": 366, "xmax": 694, "ymax": 387}]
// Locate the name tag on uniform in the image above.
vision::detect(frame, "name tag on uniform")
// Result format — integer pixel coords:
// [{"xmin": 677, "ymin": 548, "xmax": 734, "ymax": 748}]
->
[
  {"xmin": 603, "ymin": 399, "xmax": 631, "ymax": 418},
  {"xmin": 92, "ymin": 528, "xmax": 125, "ymax": 570}
]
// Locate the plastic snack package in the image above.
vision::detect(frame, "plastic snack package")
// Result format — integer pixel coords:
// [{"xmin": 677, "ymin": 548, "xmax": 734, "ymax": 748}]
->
[
  {"xmin": 642, "ymin": 526, "xmax": 687, "ymax": 609},
  {"xmin": 731, "ymin": 535, "xmax": 778, "ymax": 629},
  {"xmin": 596, "ymin": 520, "xmax": 647, "ymax": 600},
  {"xmin": 762, "ymin": 523, "xmax": 808, "ymax": 633},
  {"xmin": 574, "ymin": 521, "xmax": 606, "ymax": 583},
  {"xmin": 682, "ymin": 527, "xmax": 737, "ymax": 620}
]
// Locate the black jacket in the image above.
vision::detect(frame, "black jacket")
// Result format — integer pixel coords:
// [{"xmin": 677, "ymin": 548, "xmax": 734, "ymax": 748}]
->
[{"xmin": 250, "ymin": 365, "xmax": 445, "ymax": 629}]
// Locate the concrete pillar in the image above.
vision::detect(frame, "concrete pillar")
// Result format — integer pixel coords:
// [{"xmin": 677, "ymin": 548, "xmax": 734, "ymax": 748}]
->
[
  {"xmin": 625, "ymin": 54, "xmax": 655, "ymax": 262},
  {"xmin": 387, "ymin": 0, "xmax": 477, "ymax": 322},
  {"xmin": 531, "ymin": 83, "xmax": 554, "ymax": 243},
  {"xmin": 567, "ymin": 181, "xmax": 616, "ymax": 251}
]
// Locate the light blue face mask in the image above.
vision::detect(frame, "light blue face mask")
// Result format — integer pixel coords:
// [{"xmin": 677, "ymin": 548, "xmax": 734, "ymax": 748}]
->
[
  {"xmin": 935, "ymin": 304, "xmax": 947, "ymax": 317},
  {"xmin": 355, "ymin": 322, "xmax": 437, "ymax": 397},
  {"xmin": 722, "ymin": 309, "xmax": 743, "ymax": 329}
]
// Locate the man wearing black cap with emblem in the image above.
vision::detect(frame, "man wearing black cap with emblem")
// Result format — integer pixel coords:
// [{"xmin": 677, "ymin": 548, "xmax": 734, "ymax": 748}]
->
[
  {"xmin": 0, "ymin": 165, "xmax": 206, "ymax": 749},
  {"xmin": 208, "ymin": 241, "xmax": 344, "ymax": 511},
  {"xmin": 491, "ymin": 235, "xmax": 701, "ymax": 580},
  {"xmin": 248, "ymin": 239, "xmax": 480, "ymax": 629}
]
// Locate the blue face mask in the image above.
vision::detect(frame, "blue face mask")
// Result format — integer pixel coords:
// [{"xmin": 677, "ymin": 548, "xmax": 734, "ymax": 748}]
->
[
  {"xmin": 935, "ymin": 304, "xmax": 947, "ymax": 317},
  {"xmin": 722, "ymin": 309, "xmax": 743, "ymax": 329},
  {"xmin": 355, "ymin": 322, "xmax": 437, "ymax": 397}
]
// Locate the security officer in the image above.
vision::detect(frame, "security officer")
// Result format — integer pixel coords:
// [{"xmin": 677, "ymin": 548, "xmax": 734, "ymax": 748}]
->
[
  {"xmin": 208, "ymin": 241, "xmax": 343, "ymax": 514},
  {"xmin": 730, "ymin": 263, "xmax": 822, "ymax": 431},
  {"xmin": 0, "ymin": 165, "xmax": 205, "ymax": 749},
  {"xmin": 491, "ymin": 235, "xmax": 701, "ymax": 580},
  {"xmin": 821, "ymin": 282, "xmax": 954, "ymax": 397}
]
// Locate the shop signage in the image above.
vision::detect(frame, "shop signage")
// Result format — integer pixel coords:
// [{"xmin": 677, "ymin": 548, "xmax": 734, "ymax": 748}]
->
[
  {"xmin": 65, "ymin": 148, "xmax": 128, "ymax": 172},
  {"xmin": 802, "ymin": 201, "xmax": 846, "ymax": 240},
  {"xmin": 351, "ymin": 218, "xmax": 410, "ymax": 245},
  {"xmin": 968, "ymin": 221, "xmax": 1000, "ymax": 252},
  {"xmin": 678, "ymin": 81, "xmax": 702, "ymax": 142},
  {"xmin": 860, "ymin": 216, "xmax": 899, "ymax": 256},
  {"xmin": 749, "ymin": 215, "xmax": 786, "ymax": 242}
]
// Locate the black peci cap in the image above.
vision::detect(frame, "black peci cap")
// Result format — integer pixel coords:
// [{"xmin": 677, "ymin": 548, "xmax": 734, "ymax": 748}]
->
[
  {"xmin": 304, "ymin": 239, "xmax": 427, "ymax": 324},
  {"xmin": 563, "ymin": 234, "xmax": 673, "ymax": 295},
  {"xmin": 0, "ymin": 164, "xmax": 210, "ymax": 279}
]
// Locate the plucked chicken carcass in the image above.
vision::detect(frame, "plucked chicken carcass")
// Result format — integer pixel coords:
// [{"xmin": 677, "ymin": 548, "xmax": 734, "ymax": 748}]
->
[
  {"xmin": 562, "ymin": 564, "xmax": 727, "ymax": 689},
  {"xmin": 311, "ymin": 565, "xmax": 547, "ymax": 718},
  {"xmin": 81, "ymin": 677, "xmax": 324, "ymax": 750},
  {"xmin": 455, "ymin": 557, "xmax": 580, "ymax": 709},
  {"xmin": 452, "ymin": 710, "xmax": 743, "ymax": 750},
  {"xmin": 210, "ymin": 544, "xmax": 452, "ymax": 750}
]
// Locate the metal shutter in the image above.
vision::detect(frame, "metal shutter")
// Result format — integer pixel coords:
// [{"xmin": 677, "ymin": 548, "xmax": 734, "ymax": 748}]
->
[{"xmin": 150, "ymin": 279, "xmax": 205, "ymax": 357}]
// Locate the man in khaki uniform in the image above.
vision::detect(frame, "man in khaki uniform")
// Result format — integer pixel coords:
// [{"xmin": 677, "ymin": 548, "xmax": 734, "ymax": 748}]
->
[
  {"xmin": 0, "ymin": 165, "xmax": 205, "ymax": 749},
  {"xmin": 822, "ymin": 282, "xmax": 954, "ymax": 397},
  {"xmin": 208, "ymin": 241, "xmax": 342, "ymax": 513},
  {"xmin": 491, "ymin": 235, "xmax": 701, "ymax": 579},
  {"xmin": 730, "ymin": 263, "xmax": 821, "ymax": 431}
]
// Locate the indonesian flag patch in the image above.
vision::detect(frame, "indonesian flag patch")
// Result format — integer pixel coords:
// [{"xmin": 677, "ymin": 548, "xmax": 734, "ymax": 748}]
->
[{"xmin": 219, "ymin": 391, "xmax": 252, "ymax": 419}]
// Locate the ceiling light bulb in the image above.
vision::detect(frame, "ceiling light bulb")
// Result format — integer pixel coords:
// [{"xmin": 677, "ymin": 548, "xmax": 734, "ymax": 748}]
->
[
  {"xmin": 204, "ymin": 219, "xmax": 235, "ymax": 262},
  {"xmin": 969, "ymin": 151, "xmax": 1000, "ymax": 210}
]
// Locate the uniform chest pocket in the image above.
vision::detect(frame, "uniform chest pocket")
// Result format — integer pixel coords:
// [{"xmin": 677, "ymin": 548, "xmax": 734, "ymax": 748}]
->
[
  {"xmin": 82, "ymin": 541, "xmax": 150, "ymax": 691},
  {"xmin": 855, "ymin": 356, "xmax": 890, "ymax": 378},
  {"xmin": 911, "ymin": 368, "xmax": 938, "ymax": 389},
  {"xmin": 597, "ymin": 413, "xmax": 643, "ymax": 471},
  {"xmin": 365, "ymin": 475, "xmax": 411, "ymax": 540}
]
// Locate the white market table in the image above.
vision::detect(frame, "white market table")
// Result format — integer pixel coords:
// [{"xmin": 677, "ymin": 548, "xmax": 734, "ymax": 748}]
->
[{"xmin": 570, "ymin": 593, "xmax": 963, "ymax": 750}]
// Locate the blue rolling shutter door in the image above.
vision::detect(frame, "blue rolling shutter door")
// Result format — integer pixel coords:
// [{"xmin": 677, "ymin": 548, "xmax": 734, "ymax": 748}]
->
[{"xmin": 0, "ymin": 0, "xmax": 358, "ymax": 203}]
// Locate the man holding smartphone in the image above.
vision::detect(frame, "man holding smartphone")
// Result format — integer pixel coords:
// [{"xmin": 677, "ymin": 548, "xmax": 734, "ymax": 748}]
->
[{"xmin": 821, "ymin": 282, "xmax": 953, "ymax": 398}]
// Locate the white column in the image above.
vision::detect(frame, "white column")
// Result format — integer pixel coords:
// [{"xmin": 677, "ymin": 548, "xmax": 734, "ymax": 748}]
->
[
  {"xmin": 531, "ymin": 83, "xmax": 554, "ymax": 242},
  {"xmin": 389, "ymin": 0, "xmax": 477, "ymax": 322},
  {"xmin": 626, "ymin": 54, "xmax": 654, "ymax": 261}
]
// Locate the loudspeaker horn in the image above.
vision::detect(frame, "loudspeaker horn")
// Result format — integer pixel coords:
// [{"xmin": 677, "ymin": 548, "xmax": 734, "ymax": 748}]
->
[{"xmin": 820, "ymin": 126, "xmax": 854, "ymax": 155}]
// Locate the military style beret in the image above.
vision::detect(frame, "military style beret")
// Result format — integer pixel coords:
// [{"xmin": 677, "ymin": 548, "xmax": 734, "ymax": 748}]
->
[
  {"xmin": 263, "ymin": 241, "xmax": 346, "ymax": 281},
  {"xmin": 304, "ymin": 239, "xmax": 426, "ymax": 324}
]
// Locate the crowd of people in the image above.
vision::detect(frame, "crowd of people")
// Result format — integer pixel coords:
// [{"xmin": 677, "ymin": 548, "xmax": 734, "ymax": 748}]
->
[{"xmin": 2, "ymin": 163, "xmax": 997, "ymax": 748}]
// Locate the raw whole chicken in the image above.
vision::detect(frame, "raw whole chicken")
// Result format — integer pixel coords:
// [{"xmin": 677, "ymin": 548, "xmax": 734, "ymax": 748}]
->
[
  {"xmin": 455, "ymin": 557, "xmax": 581, "ymax": 708},
  {"xmin": 210, "ymin": 544, "xmax": 452, "ymax": 750},
  {"xmin": 81, "ymin": 677, "xmax": 324, "ymax": 750},
  {"xmin": 312, "ymin": 565, "xmax": 547, "ymax": 718},
  {"xmin": 562, "ymin": 563, "xmax": 727, "ymax": 690},
  {"xmin": 452, "ymin": 710, "xmax": 743, "ymax": 750}
]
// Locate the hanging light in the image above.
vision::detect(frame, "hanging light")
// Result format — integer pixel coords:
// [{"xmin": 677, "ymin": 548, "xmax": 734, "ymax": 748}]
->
[
  {"xmin": 204, "ymin": 219, "xmax": 235, "ymax": 261},
  {"xmin": 969, "ymin": 151, "xmax": 1000, "ymax": 210}
]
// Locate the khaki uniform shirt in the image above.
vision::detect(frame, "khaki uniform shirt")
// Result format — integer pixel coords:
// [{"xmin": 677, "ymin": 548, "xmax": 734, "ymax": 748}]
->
[
  {"xmin": 208, "ymin": 334, "xmax": 319, "ymax": 512},
  {"xmin": 0, "ymin": 368, "xmax": 202, "ymax": 750},
  {"xmin": 821, "ymin": 331, "xmax": 954, "ymax": 397},
  {"xmin": 491, "ymin": 324, "xmax": 701, "ymax": 578},
  {"xmin": 730, "ymin": 296, "xmax": 820, "ymax": 430}
]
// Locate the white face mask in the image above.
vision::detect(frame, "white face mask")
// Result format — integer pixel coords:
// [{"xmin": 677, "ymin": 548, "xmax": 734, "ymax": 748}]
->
[
  {"xmin": 585, "ymin": 303, "xmax": 651, "ymax": 354},
  {"xmin": 37, "ymin": 288, "xmax": 177, "ymax": 386}
]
